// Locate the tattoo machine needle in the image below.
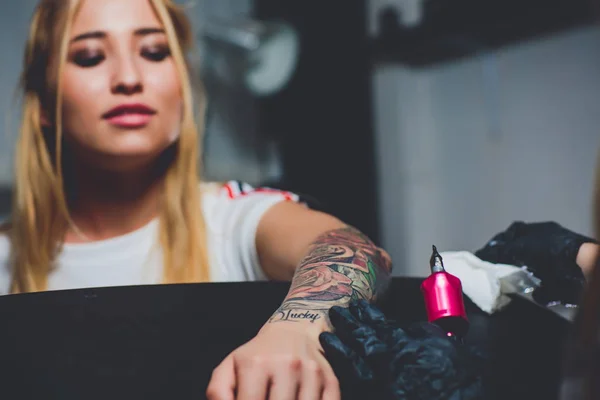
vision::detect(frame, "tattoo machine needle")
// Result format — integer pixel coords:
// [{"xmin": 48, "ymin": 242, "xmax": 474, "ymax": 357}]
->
[{"xmin": 421, "ymin": 245, "xmax": 469, "ymax": 342}]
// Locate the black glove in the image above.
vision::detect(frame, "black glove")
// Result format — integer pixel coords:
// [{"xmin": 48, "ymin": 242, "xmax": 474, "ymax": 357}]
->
[
  {"xmin": 319, "ymin": 300, "xmax": 485, "ymax": 400},
  {"xmin": 475, "ymin": 221, "xmax": 596, "ymax": 305}
]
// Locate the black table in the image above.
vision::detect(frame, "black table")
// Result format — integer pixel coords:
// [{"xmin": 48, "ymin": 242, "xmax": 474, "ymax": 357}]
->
[{"xmin": 0, "ymin": 278, "xmax": 571, "ymax": 399}]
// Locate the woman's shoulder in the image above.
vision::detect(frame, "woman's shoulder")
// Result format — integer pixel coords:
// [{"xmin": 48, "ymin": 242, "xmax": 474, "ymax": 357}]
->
[
  {"xmin": 199, "ymin": 180, "xmax": 303, "ymax": 230},
  {"xmin": 200, "ymin": 180, "xmax": 299, "ymax": 202},
  {"xmin": 200, "ymin": 181, "xmax": 226, "ymax": 197}
]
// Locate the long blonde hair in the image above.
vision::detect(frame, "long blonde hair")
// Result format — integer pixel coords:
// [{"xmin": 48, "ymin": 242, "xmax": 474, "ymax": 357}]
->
[{"xmin": 10, "ymin": 0, "xmax": 210, "ymax": 293}]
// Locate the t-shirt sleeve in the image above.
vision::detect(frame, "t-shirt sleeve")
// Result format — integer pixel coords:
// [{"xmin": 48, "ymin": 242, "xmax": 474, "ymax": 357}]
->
[{"xmin": 203, "ymin": 181, "xmax": 305, "ymax": 282}]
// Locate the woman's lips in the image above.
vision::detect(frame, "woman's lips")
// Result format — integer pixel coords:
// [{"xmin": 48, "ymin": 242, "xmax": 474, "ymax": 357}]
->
[
  {"xmin": 106, "ymin": 113, "xmax": 153, "ymax": 128},
  {"xmin": 102, "ymin": 103, "xmax": 156, "ymax": 128}
]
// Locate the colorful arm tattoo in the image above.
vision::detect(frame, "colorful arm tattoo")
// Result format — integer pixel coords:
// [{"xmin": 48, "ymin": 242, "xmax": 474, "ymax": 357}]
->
[{"xmin": 268, "ymin": 226, "xmax": 393, "ymax": 326}]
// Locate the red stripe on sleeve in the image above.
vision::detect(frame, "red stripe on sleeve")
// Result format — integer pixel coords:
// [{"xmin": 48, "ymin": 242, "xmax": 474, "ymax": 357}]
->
[
  {"xmin": 224, "ymin": 183, "xmax": 234, "ymax": 199},
  {"xmin": 222, "ymin": 182, "xmax": 297, "ymax": 201}
]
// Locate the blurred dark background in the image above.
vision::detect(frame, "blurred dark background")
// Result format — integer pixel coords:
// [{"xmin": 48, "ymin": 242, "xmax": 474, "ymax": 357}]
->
[{"xmin": 1, "ymin": 0, "xmax": 600, "ymax": 276}]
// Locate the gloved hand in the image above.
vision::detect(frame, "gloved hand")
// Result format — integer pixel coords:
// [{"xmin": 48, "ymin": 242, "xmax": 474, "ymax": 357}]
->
[
  {"xmin": 475, "ymin": 221, "xmax": 597, "ymax": 305},
  {"xmin": 319, "ymin": 300, "xmax": 485, "ymax": 400}
]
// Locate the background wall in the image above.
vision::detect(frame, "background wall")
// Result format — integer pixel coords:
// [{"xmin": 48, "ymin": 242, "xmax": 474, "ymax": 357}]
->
[
  {"xmin": 0, "ymin": 0, "xmax": 37, "ymax": 185},
  {"xmin": 371, "ymin": 21, "xmax": 600, "ymax": 275}
]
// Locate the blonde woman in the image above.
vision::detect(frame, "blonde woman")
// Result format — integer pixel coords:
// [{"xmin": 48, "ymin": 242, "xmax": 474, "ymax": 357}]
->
[{"xmin": 1, "ymin": 0, "xmax": 392, "ymax": 399}]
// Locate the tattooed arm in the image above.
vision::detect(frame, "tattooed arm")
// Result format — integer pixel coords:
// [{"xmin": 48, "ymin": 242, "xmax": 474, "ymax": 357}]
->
[
  {"xmin": 268, "ymin": 226, "xmax": 392, "ymax": 330},
  {"xmin": 206, "ymin": 201, "xmax": 392, "ymax": 399},
  {"xmin": 254, "ymin": 201, "xmax": 393, "ymax": 331}
]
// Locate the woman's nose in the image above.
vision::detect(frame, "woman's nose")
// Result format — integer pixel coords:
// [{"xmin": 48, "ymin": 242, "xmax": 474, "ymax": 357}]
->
[{"xmin": 111, "ymin": 55, "xmax": 143, "ymax": 95}]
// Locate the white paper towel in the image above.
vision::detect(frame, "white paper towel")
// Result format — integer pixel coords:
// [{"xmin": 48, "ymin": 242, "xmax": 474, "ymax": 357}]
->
[{"xmin": 440, "ymin": 251, "xmax": 522, "ymax": 314}]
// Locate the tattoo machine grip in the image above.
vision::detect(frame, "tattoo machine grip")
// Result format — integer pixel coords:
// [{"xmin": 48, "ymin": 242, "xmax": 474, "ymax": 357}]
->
[{"xmin": 420, "ymin": 245, "xmax": 469, "ymax": 340}]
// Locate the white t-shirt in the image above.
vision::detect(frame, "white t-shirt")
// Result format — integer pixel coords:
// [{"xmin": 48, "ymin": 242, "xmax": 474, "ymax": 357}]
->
[{"xmin": 0, "ymin": 181, "xmax": 300, "ymax": 295}]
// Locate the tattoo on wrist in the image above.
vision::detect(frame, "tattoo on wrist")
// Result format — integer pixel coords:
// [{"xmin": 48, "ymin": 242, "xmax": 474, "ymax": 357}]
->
[
  {"xmin": 269, "ymin": 226, "xmax": 392, "ymax": 325},
  {"xmin": 269, "ymin": 307, "xmax": 325, "ymax": 324}
]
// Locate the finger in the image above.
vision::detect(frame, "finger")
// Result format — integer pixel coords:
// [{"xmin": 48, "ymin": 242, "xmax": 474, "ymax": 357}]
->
[
  {"xmin": 268, "ymin": 357, "xmax": 301, "ymax": 400},
  {"xmin": 351, "ymin": 300, "xmax": 386, "ymax": 325},
  {"xmin": 320, "ymin": 332, "xmax": 373, "ymax": 381},
  {"xmin": 321, "ymin": 372, "xmax": 342, "ymax": 400},
  {"xmin": 206, "ymin": 356, "xmax": 236, "ymax": 400},
  {"xmin": 329, "ymin": 306, "xmax": 361, "ymax": 333},
  {"xmin": 237, "ymin": 356, "xmax": 270, "ymax": 400},
  {"xmin": 325, "ymin": 313, "xmax": 384, "ymax": 360},
  {"xmin": 347, "ymin": 302, "xmax": 404, "ymax": 358},
  {"xmin": 405, "ymin": 321, "xmax": 446, "ymax": 339},
  {"xmin": 298, "ymin": 360, "xmax": 324, "ymax": 400},
  {"xmin": 320, "ymin": 332, "xmax": 353, "ymax": 365},
  {"xmin": 329, "ymin": 307, "xmax": 380, "ymax": 353},
  {"xmin": 387, "ymin": 326, "xmax": 412, "ymax": 351}
]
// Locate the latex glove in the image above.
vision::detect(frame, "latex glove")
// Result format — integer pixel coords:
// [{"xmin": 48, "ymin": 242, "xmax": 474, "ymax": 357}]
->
[
  {"xmin": 206, "ymin": 323, "xmax": 341, "ymax": 400},
  {"xmin": 319, "ymin": 300, "xmax": 485, "ymax": 400},
  {"xmin": 475, "ymin": 221, "xmax": 597, "ymax": 305}
]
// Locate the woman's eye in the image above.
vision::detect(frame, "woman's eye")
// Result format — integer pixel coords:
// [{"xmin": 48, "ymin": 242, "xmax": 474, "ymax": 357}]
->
[
  {"xmin": 72, "ymin": 51, "xmax": 105, "ymax": 68},
  {"xmin": 142, "ymin": 46, "xmax": 171, "ymax": 62}
]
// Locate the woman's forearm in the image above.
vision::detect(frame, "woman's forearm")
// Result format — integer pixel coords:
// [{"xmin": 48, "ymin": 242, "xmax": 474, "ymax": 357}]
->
[{"xmin": 267, "ymin": 226, "xmax": 393, "ymax": 330}]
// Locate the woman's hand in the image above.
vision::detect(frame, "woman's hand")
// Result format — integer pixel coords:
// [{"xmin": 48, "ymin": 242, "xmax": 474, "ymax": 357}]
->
[
  {"xmin": 577, "ymin": 242, "xmax": 600, "ymax": 278},
  {"xmin": 475, "ymin": 221, "xmax": 598, "ymax": 304},
  {"xmin": 319, "ymin": 300, "xmax": 485, "ymax": 400},
  {"xmin": 206, "ymin": 323, "xmax": 341, "ymax": 400}
]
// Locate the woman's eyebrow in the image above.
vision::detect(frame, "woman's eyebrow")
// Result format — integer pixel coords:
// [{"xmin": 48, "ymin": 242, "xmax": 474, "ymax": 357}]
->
[{"xmin": 71, "ymin": 27, "xmax": 165, "ymax": 43}]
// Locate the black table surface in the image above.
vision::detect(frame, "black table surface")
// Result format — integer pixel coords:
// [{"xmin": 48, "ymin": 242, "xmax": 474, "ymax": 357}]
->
[{"xmin": 0, "ymin": 278, "xmax": 571, "ymax": 399}]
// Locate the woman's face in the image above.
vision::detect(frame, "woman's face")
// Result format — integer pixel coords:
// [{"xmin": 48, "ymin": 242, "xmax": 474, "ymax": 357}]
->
[{"xmin": 60, "ymin": 0, "xmax": 182, "ymax": 170}]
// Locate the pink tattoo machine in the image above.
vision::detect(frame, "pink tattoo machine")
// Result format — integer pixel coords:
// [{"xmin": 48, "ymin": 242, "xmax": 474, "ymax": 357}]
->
[{"xmin": 421, "ymin": 245, "xmax": 469, "ymax": 342}]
